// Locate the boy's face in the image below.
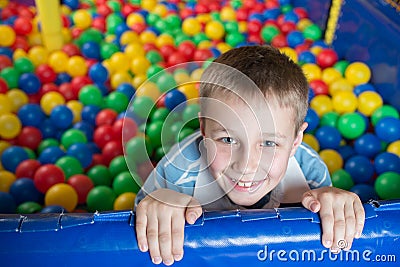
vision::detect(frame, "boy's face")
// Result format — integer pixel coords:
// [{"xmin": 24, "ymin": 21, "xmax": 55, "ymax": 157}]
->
[{"xmin": 200, "ymin": 94, "xmax": 306, "ymax": 206}]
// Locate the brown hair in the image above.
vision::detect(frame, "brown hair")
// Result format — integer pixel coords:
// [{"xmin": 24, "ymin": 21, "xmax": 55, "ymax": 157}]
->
[{"xmin": 199, "ymin": 45, "xmax": 309, "ymax": 135}]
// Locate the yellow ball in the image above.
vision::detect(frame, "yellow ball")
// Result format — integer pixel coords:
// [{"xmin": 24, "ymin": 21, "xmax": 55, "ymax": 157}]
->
[
  {"xmin": 358, "ymin": 91, "xmax": 383, "ymax": 116},
  {"xmin": 182, "ymin": 17, "xmax": 201, "ymax": 36},
  {"xmin": 332, "ymin": 91, "xmax": 358, "ymax": 114},
  {"xmin": 302, "ymin": 63, "xmax": 321, "ymax": 81},
  {"xmin": 110, "ymin": 52, "xmax": 130, "ymax": 73},
  {"xmin": 48, "ymin": 51, "xmax": 69, "ymax": 73},
  {"xmin": 62, "ymin": 27, "xmax": 72, "ymax": 43},
  {"xmin": 190, "ymin": 68, "xmax": 204, "ymax": 81},
  {"xmin": 136, "ymin": 81, "xmax": 160, "ymax": 102},
  {"xmin": 310, "ymin": 95, "xmax": 333, "ymax": 117},
  {"xmin": 126, "ymin": 13, "xmax": 145, "ymax": 28},
  {"xmin": 0, "ymin": 113, "xmax": 22, "ymax": 139},
  {"xmin": 198, "ymin": 40, "xmax": 213, "ymax": 50},
  {"xmin": 196, "ymin": 14, "xmax": 211, "ymax": 24},
  {"xmin": 0, "ymin": 170, "xmax": 16, "ymax": 192},
  {"xmin": 140, "ymin": 31, "xmax": 157, "ymax": 44},
  {"xmin": 28, "ymin": 45, "xmax": 48, "ymax": 66},
  {"xmin": 132, "ymin": 74, "xmax": 147, "ymax": 88},
  {"xmin": 310, "ymin": 45, "xmax": 323, "ymax": 56},
  {"xmin": 297, "ymin": 18, "xmax": 312, "ymax": 31},
  {"xmin": 387, "ymin": 140, "xmax": 400, "ymax": 157},
  {"xmin": 113, "ymin": 192, "xmax": 136, "ymax": 210},
  {"xmin": 152, "ymin": 4, "xmax": 168, "ymax": 17},
  {"xmin": 141, "ymin": 0, "xmax": 157, "ymax": 11},
  {"xmin": 345, "ymin": 62, "xmax": 371, "ymax": 85},
  {"xmin": 111, "ymin": 71, "xmax": 132, "ymax": 90},
  {"xmin": 321, "ymin": 67, "xmax": 342, "ymax": 85},
  {"xmin": 156, "ymin": 33, "xmax": 175, "ymax": 48},
  {"xmin": 238, "ymin": 21, "xmax": 247, "ymax": 33},
  {"xmin": 120, "ymin": 31, "xmax": 139, "ymax": 46},
  {"xmin": 73, "ymin": 9, "xmax": 92, "ymax": 30},
  {"xmin": 6, "ymin": 89, "xmax": 29, "ymax": 113},
  {"xmin": 0, "ymin": 25, "xmax": 16, "ymax": 47},
  {"xmin": 0, "ymin": 141, "xmax": 11, "ymax": 155},
  {"xmin": 67, "ymin": 56, "xmax": 88, "ymax": 77},
  {"xmin": 220, "ymin": 6, "xmax": 236, "ymax": 21},
  {"xmin": 124, "ymin": 42, "xmax": 145, "ymax": 59},
  {"xmin": 216, "ymin": 43, "xmax": 231, "ymax": 54},
  {"xmin": 13, "ymin": 49, "xmax": 27, "ymax": 61},
  {"xmin": 205, "ymin": 20, "xmax": 225, "ymax": 41},
  {"xmin": 45, "ymin": 183, "xmax": 78, "ymax": 212},
  {"xmin": 303, "ymin": 133, "xmax": 320, "ymax": 152},
  {"xmin": 178, "ymin": 83, "xmax": 199, "ymax": 102},
  {"xmin": 0, "ymin": 94, "xmax": 12, "ymax": 115},
  {"xmin": 130, "ymin": 56, "xmax": 151, "ymax": 76},
  {"xmin": 102, "ymin": 59, "xmax": 115, "ymax": 76},
  {"xmin": 66, "ymin": 100, "xmax": 83, "ymax": 124},
  {"xmin": 40, "ymin": 91, "xmax": 65, "ymax": 115},
  {"xmin": 319, "ymin": 149, "xmax": 343, "ymax": 174},
  {"xmin": 329, "ymin": 78, "xmax": 353, "ymax": 96},
  {"xmin": 174, "ymin": 71, "xmax": 191, "ymax": 85},
  {"xmin": 280, "ymin": 47, "xmax": 298, "ymax": 63}
]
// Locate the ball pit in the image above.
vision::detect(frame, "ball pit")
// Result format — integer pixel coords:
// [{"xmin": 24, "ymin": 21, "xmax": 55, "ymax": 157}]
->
[{"xmin": 0, "ymin": 0, "xmax": 398, "ymax": 215}]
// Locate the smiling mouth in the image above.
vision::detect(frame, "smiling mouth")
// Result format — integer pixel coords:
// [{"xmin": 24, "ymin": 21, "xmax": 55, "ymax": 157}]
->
[{"xmin": 229, "ymin": 178, "xmax": 267, "ymax": 188}]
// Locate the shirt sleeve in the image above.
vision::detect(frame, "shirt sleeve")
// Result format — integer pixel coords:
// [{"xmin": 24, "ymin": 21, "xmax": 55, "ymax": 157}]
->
[{"xmin": 294, "ymin": 142, "xmax": 332, "ymax": 189}]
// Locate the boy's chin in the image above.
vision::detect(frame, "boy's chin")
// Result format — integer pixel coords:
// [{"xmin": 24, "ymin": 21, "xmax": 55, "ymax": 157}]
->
[{"xmin": 227, "ymin": 193, "xmax": 263, "ymax": 207}]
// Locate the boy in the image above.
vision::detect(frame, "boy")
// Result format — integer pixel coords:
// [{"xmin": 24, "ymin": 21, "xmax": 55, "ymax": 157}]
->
[{"xmin": 134, "ymin": 45, "xmax": 365, "ymax": 265}]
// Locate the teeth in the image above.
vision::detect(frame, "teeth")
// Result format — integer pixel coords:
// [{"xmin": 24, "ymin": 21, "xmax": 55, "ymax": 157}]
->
[{"xmin": 238, "ymin": 181, "xmax": 253, "ymax": 187}]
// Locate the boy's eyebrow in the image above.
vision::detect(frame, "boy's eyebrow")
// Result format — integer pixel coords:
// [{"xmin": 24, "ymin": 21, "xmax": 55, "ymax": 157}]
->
[{"xmin": 263, "ymin": 132, "xmax": 288, "ymax": 140}]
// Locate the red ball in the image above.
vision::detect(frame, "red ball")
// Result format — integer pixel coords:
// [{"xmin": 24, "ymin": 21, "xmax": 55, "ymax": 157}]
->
[
  {"xmin": 39, "ymin": 83, "xmax": 58, "ymax": 97},
  {"xmin": 194, "ymin": 3, "xmax": 209, "ymax": 14},
  {"xmin": 248, "ymin": 34, "xmax": 262, "ymax": 45},
  {"xmin": 59, "ymin": 83, "xmax": 77, "ymax": 101},
  {"xmin": 247, "ymin": 20, "xmax": 263, "ymax": 35},
  {"xmin": 71, "ymin": 27, "xmax": 84, "ymax": 39},
  {"xmin": 121, "ymin": 4, "xmax": 139, "ymax": 18},
  {"xmin": 113, "ymin": 117, "xmax": 138, "ymax": 143},
  {"xmin": 167, "ymin": 51, "xmax": 187, "ymax": 67},
  {"xmin": 13, "ymin": 17, "xmax": 32, "ymax": 35},
  {"xmin": 156, "ymin": 93, "xmax": 166, "ymax": 108},
  {"xmin": 11, "ymin": 36, "xmax": 30, "ymax": 52},
  {"xmin": 180, "ymin": 8, "xmax": 195, "ymax": 20},
  {"xmin": 17, "ymin": 126, "xmax": 43, "ymax": 150},
  {"xmin": 93, "ymin": 125, "xmax": 114, "ymax": 149},
  {"xmin": 295, "ymin": 43, "xmax": 311, "ymax": 54},
  {"xmin": 143, "ymin": 43, "xmax": 158, "ymax": 53},
  {"xmin": 102, "ymin": 140, "xmax": 123, "ymax": 166},
  {"xmin": 18, "ymin": 6, "xmax": 35, "ymax": 19},
  {"xmin": 15, "ymin": 159, "xmax": 41, "ymax": 179},
  {"xmin": 236, "ymin": 8, "xmax": 248, "ymax": 21},
  {"xmin": 36, "ymin": 64, "xmax": 57, "ymax": 84},
  {"xmin": 177, "ymin": 40, "xmax": 196, "ymax": 61},
  {"xmin": 0, "ymin": 55, "xmax": 12, "ymax": 71},
  {"xmin": 280, "ymin": 21, "xmax": 297, "ymax": 35},
  {"xmin": 193, "ymin": 48, "xmax": 213, "ymax": 61},
  {"xmin": 61, "ymin": 15, "xmax": 71, "ymax": 28},
  {"xmin": 293, "ymin": 7, "xmax": 308, "ymax": 19},
  {"xmin": 33, "ymin": 164, "xmax": 65, "ymax": 193},
  {"xmin": 265, "ymin": 0, "xmax": 280, "ymax": 9},
  {"xmin": 71, "ymin": 76, "xmax": 92, "ymax": 95},
  {"xmin": 271, "ymin": 34, "xmax": 288, "ymax": 48},
  {"xmin": 96, "ymin": 109, "xmax": 118, "ymax": 126},
  {"xmin": 97, "ymin": 4, "xmax": 112, "ymax": 17},
  {"xmin": 159, "ymin": 44, "xmax": 177, "ymax": 60},
  {"xmin": 310, "ymin": 79, "xmax": 329, "ymax": 95},
  {"xmin": 67, "ymin": 174, "xmax": 94, "ymax": 204},
  {"xmin": 62, "ymin": 43, "xmax": 81, "ymax": 57},
  {"xmin": 92, "ymin": 17, "xmax": 106, "ymax": 32},
  {"xmin": 0, "ymin": 78, "xmax": 8, "ymax": 93},
  {"xmin": 316, "ymin": 48, "xmax": 338, "ymax": 69},
  {"xmin": 95, "ymin": 0, "xmax": 107, "ymax": 5},
  {"xmin": 130, "ymin": 22, "xmax": 146, "ymax": 34}
]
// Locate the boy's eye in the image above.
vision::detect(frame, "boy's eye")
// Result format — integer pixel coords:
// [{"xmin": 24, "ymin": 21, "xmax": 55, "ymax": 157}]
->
[
  {"xmin": 262, "ymin": 140, "xmax": 276, "ymax": 147},
  {"xmin": 220, "ymin": 137, "xmax": 237, "ymax": 144}
]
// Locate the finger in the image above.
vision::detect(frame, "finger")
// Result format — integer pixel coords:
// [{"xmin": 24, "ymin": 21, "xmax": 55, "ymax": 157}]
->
[
  {"xmin": 146, "ymin": 214, "xmax": 162, "ymax": 264},
  {"xmin": 302, "ymin": 191, "xmax": 320, "ymax": 213},
  {"xmin": 158, "ymin": 213, "xmax": 174, "ymax": 266},
  {"xmin": 135, "ymin": 205, "xmax": 149, "ymax": 253},
  {"xmin": 331, "ymin": 202, "xmax": 346, "ymax": 253},
  {"xmin": 185, "ymin": 198, "xmax": 202, "ymax": 224},
  {"xmin": 318, "ymin": 198, "xmax": 334, "ymax": 249},
  {"xmin": 343, "ymin": 201, "xmax": 357, "ymax": 250},
  {"xmin": 171, "ymin": 212, "xmax": 185, "ymax": 262},
  {"xmin": 354, "ymin": 198, "xmax": 365, "ymax": 239}
]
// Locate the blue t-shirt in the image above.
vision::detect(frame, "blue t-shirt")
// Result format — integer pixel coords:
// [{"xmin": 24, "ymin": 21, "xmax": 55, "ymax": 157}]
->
[{"xmin": 135, "ymin": 131, "xmax": 331, "ymax": 210}]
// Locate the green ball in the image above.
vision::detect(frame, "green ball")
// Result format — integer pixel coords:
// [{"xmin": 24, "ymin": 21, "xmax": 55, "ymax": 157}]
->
[
  {"xmin": 333, "ymin": 60, "xmax": 350, "ymax": 76},
  {"xmin": 337, "ymin": 112, "xmax": 366, "ymax": 139},
  {"xmin": 78, "ymin": 28, "xmax": 103, "ymax": 45},
  {"xmin": 178, "ymin": 127, "xmax": 194, "ymax": 142},
  {"xmin": 371, "ymin": 105, "xmax": 400, "ymax": 126},
  {"xmin": 17, "ymin": 202, "xmax": 42, "ymax": 214},
  {"xmin": 231, "ymin": 0, "xmax": 242, "ymax": 8},
  {"xmin": 125, "ymin": 136, "xmax": 153, "ymax": 164},
  {"xmin": 174, "ymin": 32, "xmax": 191, "ymax": 46},
  {"xmin": 280, "ymin": 4, "xmax": 293, "ymax": 13},
  {"xmin": 14, "ymin": 57, "xmax": 35, "ymax": 73},
  {"xmin": 87, "ymin": 165, "xmax": 112, "ymax": 186},
  {"xmin": 261, "ymin": 25, "xmax": 280, "ymax": 43},
  {"xmin": 146, "ymin": 13, "xmax": 161, "ymax": 27},
  {"xmin": 146, "ymin": 50, "xmax": 163, "ymax": 65},
  {"xmin": 132, "ymin": 96, "xmax": 154, "ymax": 119},
  {"xmin": 303, "ymin": 24, "xmax": 322, "ymax": 41},
  {"xmin": 224, "ymin": 21, "xmax": 239, "ymax": 34},
  {"xmin": 320, "ymin": 112, "xmax": 339, "ymax": 127},
  {"xmin": 165, "ymin": 14, "xmax": 181, "ymax": 30},
  {"xmin": 156, "ymin": 73, "xmax": 177, "ymax": 93},
  {"xmin": 106, "ymin": 14, "xmax": 124, "ymax": 34},
  {"xmin": 112, "ymin": 171, "xmax": 142, "ymax": 195},
  {"xmin": 24, "ymin": 147, "xmax": 36, "ymax": 159},
  {"xmin": 146, "ymin": 64, "xmax": 165, "ymax": 79},
  {"xmin": 100, "ymin": 42, "xmax": 119, "ymax": 59},
  {"xmin": 38, "ymin": 139, "xmax": 59, "ymax": 154},
  {"xmin": 146, "ymin": 120, "xmax": 164, "ymax": 148},
  {"xmin": 61, "ymin": 129, "xmax": 87, "ymax": 149},
  {"xmin": 331, "ymin": 169, "xmax": 354, "ymax": 190},
  {"xmin": 78, "ymin": 85, "xmax": 103, "ymax": 107},
  {"xmin": 193, "ymin": 33, "xmax": 209, "ymax": 46},
  {"xmin": 105, "ymin": 91, "xmax": 129, "ymax": 113},
  {"xmin": 154, "ymin": 145, "xmax": 170, "ymax": 162},
  {"xmin": 107, "ymin": 0, "xmax": 121, "ymax": 12},
  {"xmin": 109, "ymin": 155, "xmax": 131, "ymax": 177},
  {"xmin": 87, "ymin": 186, "xmax": 116, "ymax": 212},
  {"xmin": 0, "ymin": 67, "xmax": 19, "ymax": 89},
  {"xmin": 182, "ymin": 104, "xmax": 200, "ymax": 129},
  {"xmin": 55, "ymin": 156, "xmax": 83, "ymax": 179},
  {"xmin": 225, "ymin": 31, "xmax": 245, "ymax": 47},
  {"xmin": 375, "ymin": 172, "xmax": 400, "ymax": 199},
  {"xmin": 151, "ymin": 107, "xmax": 170, "ymax": 122}
]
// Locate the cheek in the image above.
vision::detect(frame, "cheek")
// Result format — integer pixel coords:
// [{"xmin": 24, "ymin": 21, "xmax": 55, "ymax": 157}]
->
[
  {"xmin": 208, "ymin": 145, "xmax": 232, "ymax": 174},
  {"xmin": 264, "ymin": 152, "xmax": 290, "ymax": 182}
]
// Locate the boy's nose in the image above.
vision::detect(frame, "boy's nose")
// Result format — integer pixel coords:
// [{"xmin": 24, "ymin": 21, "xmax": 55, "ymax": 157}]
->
[{"xmin": 231, "ymin": 145, "xmax": 261, "ymax": 175}]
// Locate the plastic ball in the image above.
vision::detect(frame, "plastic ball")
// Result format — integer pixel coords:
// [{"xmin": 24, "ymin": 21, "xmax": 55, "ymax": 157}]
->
[
  {"xmin": 40, "ymin": 91, "xmax": 66, "ymax": 115},
  {"xmin": 28, "ymin": 46, "xmax": 49, "ymax": 67},
  {"xmin": 337, "ymin": 112, "xmax": 367, "ymax": 139},
  {"xmin": 67, "ymin": 56, "xmax": 88, "ymax": 77},
  {"xmin": 6, "ymin": 89, "xmax": 28, "ymax": 112},
  {"xmin": 182, "ymin": 17, "xmax": 201, "ymax": 36},
  {"xmin": 344, "ymin": 155, "xmax": 374, "ymax": 183},
  {"xmin": 315, "ymin": 126, "xmax": 342, "ymax": 150},
  {"xmin": 375, "ymin": 172, "xmax": 400, "ymax": 199},
  {"xmin": 125, "ymin": 136, "xmax": 152, "ymax": 164},
  {"xmin": 387, "ymin": 140, "xmax": 400, "ymax": 157},
  {"xmin": 102, "ymin": 140, "xmax": 123, "ymax": 166},
  {"xmin": 16, "ymin": 201, "xmax": 42, "ymax": 214},
  {"xmin": 332, "ymin": 91, "xmax": 358, "ymax": 114},
  {"xmin": 374, "ymin": 152, "xmax": 400, "ymax": 175},
  {"xmin": 310, "ymin": 95, "xmax": 333, "ymax": 117},
  {"xmin": 302, "ymin": 23, "xmax": 322, "ymax": 41},
  {"xmin": 0, "ymin": 192, "xmax": 16, "ymax": 213},
  {"xmin": 61, "ymin": 129, "xmax": 87, "ymax": 150},
  {"xmin": 14, "ymin": 57, "xmax": 34, "ymax": 74},
  {"xmin": 205, "ymin": 20, "xmax": 225, "ymax": 40},
  {"xmin": 0, "ymin": 113, "xmax": 21, "ymax": 139},
  {"xmin": 78, "ymin": 85, "xmax": 103, "ymax": 107},
  {"xmin": 1, "ymin": 146, "xmax": 29, "ymax": 172},
  {"xmin": 93, "ymin": 125, "xmax": 114, "ymax": 149},
  {"xmin": 45, "ymin": 183, "xmax": 78, "ymax": 212},
  {"xmin": 132, "ymin": 96, "xmax": 154, "ymax": 119},
  {"xmin": 319, "ymin": 149, "xmax": 343, "ymax": 174},
  {"xmin": 0, "ymin": 67, "xmax": 19, "ymax": 89},
  {"xmin": 329, "ymin": 78, "xmax": 353, "ymax": 96},
  {"xmin": 17, "ymin": 126, "xmax": 42, "ymax": 150},
  {"xmin": 331, "ymin": 169, "xmax": 354, "ymax": 190},
  {"xmin": 67, "ymin": 143, "xmax": 93, "ymax": 169},
  {"xmin": 67, "ymin": 174, "xmax": 94, "ymax": 204},
  {"xmin": 87, "ymin": 165, "xmax": 112, "ymax": 186},
  {"xmin": 302, "ymin": 133, "xmax": 320, "ymax": 152},
  {"xmin": 345, "ymin": 62, "xmax": 371, "ymax": 85},
  {"xmin": 350, "ymin": 184, "xmax": 378, "ymax": 203},
  {"xmin": 109, "ymin": 155, "xmax": 130, "ymax": 178},
  {"xmin": 354, "ymin": 133, "xmax": 382, "ymax": 158},
  {"xmin": 10, "ymin": 178, "xmax": 43, "ymax": 205},
  {"xmin": 86, "ymin": 185, "xmax": 116, "ymax": 212},
  {"xmin": 261, "ymin": 25, "xmax": 280, "ymax": 42},
  {"xmin": 358, "ymin": 91, "xmax": 383, "ymax": 116},
  {"xmin": 105, "ymin": 92, "xmax": 129, "ymax": 113},
  {"xmin": 371, "ymin": 105, "xmax": 399, "ymax": 126},
  {"xmin": 38, "ymin": 145, "xmax": 65, "ymax": 164},
  {"xmin": 302, "ymin": 63, "xmax": 321, "ymax": 81},
  {"xmin": 130, "ymin": 56, "xmax": 151, "ymax": 76},
  {"xmin": 375, "ymin": 117, "xmax": 400, "ymax": 143},
  {"xmin": 73, "ymin": 9, "xmax": 92, "ymax": 30},
  {"xmin": 320, "ymin": 112, "xmax": 339, "ymax": 127},
  {"xmin": 0, "ymin": 170, "xmax": 16, "ymax": 192},
  {"xmin": 164, "ymin": 89, "xmax": 187, "ymax": 112},
  {"xmin": 15, "ymin": 159, "xmax": 41, "ymax": 179},
  {"xmin": 113, "ymin": 171, "xmax": 141, "ymax": 195},
  {"xmin": 113, "ymin": 192, "xmax": 136, "ymax": 210},
  {"xmin": 33, "ymin": 164, "xmax": 65, "ymax": 193},
  {"xmin": 55, "ymin": 156, "xmax": 83, "ymax": 179},
  {"xmin": 49, "ymin": 105, "xmax": 74, "ymax": 130},
  {"xmin": 316, "ymin": 48, "xmax": 338, "ymax": 68},
  {"xmin": 0, "ymin": 25, "xmax": 16, "ymax": 46},
  {"xmin": 40, "ymin": 205, "xmax": 66, "ymax": 213},
  {"xmin": 321, "ymin": 68, "xmax": 342, "ymax": 85}
]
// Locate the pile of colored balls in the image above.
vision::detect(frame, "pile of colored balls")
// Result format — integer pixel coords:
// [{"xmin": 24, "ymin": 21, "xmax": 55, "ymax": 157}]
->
[{"xmin": 0, "ymin": 0, "xmax": 399, "ymax": 214}]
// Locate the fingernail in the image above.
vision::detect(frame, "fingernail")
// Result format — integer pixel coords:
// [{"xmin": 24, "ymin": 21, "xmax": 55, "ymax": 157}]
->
[
  {"xmin": 189, "ymin": 214, "xmax": 196, "ymax": 224},
  {"xmin": 163, "ymin": 259, "xmax": 173, "ymax": 265},
  {"xmin": 174, "ymin": 254, "xmax": 183, "ymax": 261},
  {"xmin": 355, "ymin": 231, "xmax": 361, "ymax": 238},
  {"xmin": 152, "ymin": 256, "xmax": 162, "ymax": 264},
  {"xmin": 310, "ymin": 202, "xmax": 318, "ymax": 212},
  {"xmin": 324, "ymin": 240, "xmax": 332, "ymax": 247},
  {"xmin": 139, "ymin": 243, "xmax": 148, "ymax": 252}
]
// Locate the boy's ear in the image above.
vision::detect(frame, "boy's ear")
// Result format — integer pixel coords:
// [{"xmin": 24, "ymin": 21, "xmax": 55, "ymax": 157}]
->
[
  {"xmin": 198, "ymin": 112, "xmax": 205, "ymax": 136},
  {"xmin": 289, "ymin": 122, "xmax": 308, "ymax": 157}
]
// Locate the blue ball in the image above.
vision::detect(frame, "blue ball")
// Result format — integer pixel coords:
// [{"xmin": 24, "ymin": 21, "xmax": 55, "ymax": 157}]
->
[
  {"xmin": 81, "ymin": 41, "xmax": 101, "ymax": 60},
  {"xmin": 374, "ymin": 152, "xmax": 400, "ymax": 175},
  {"xmin": 308, "ymin": 88, "xmax": 315, "ymax": 103},
  {"xmin": 353, "ymin": 83, "xmax": 376, "ymax": 96},
  {"xmin": 164, "ymin": 89, "xmax": 187, "ymax": 112},
  {"xmin": 299, "ymin": 51, "xmax": 316, "ymax": 64},
  {"xmin": 9, "ymin": 178, "xmax": 43, "ymax": 205},
  {"xmin": 18, "ymin": 73, "xmax": 41, "ymax": 94},
  {"xmin": 41, "ymin": 205, "xmax": 67, "ymax": 213},
  {"xmin": 81, "ymin": 105, "xmax": 101, "ymax": 125},
  {"xmin": 283, "ymin": 11, "xmax": 299, "ymax": 24},
  {"xmin": 315, "ymin": 126, "xmax": 342, "ymax": 149},
  {"xmin": 375, "ymin": 117, "xmax": 400, "ymax": 143},
  {"xmin": 38, "ymin": 146, "xmax": 65, "ymax": 164},
  {"xmin": 89, "ymin": 62, "xmax": 109, "ymax": 84},
  {"xmin": 263, "ymin": 8, "xmax": 281, "ymax": 20},
  {"xmin": 18, "ymin": 103, "xmax": 46, "ymax": 127},
  {"xmin": 354, "ymin": 133, "xmax": 382, "ymax": 158},
  {"xmin": 350, "ymin": 184, "xmax": 378, "ymax": 203},
  {"xmin": 304, "ymin": 108, "xmax": 319, "ymax": 132},
  {"xmin": 248, "ymin": 13, "xmax": 264, "ymax": 23},
  {"xmin": 286, "ymin": 31, "xmax": 305, "ymax": 48},
  {"xmin": 345, "ymin": 155, "xmax": 375, "ymax": 183},
  {"xmin": 0, "ymin": 47, "xmax": 13, "ymax": 59},
  {"xmin": 62, "ymin": 0, "xmax": 79, "ymax": 10},
  {"xmin": 116, "ymin": 83, "xmax": 135, "ymax": 99},
  {"xmin": 50, "ymin": 105, "xmax": 74, "ymax": 130},
  {"xmin": 39, "ymin": 119, "xmax": 59, "ymax": 139},
  {"xmin": 337, "ymin": 145, "xmax": 356, "ymax": 161},
  {"xmin": 55, "ymin": 72, "xmax": 72, "ymax": 85},
  {"xmin": 73, "ymin": 121, "xmax": 94, "ymax": 142},
  {"xmin": 0, "ymin": 192, "xmax": 16, "ymax": 213},
  {"xmin": 86, "ymin": 142, "xmax": 101, "ymax": 154},
  {"xmin": 1, "ymin": 146, "xmax": 29, "ymax": 172},
  {"xmin": 67, "ymin": 143, "xmax": 93, "ymax": 168}
]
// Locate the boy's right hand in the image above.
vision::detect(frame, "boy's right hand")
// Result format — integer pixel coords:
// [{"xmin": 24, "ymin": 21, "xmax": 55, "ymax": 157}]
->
[{"xmin": 135, "ymin": 188, "xmax": 202, "ymax": 266}]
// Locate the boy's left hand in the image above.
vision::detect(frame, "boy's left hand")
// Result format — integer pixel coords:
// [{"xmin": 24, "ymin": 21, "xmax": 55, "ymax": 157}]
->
[{"xmin": 301, "ymin": 187, "xmax": 365, "ymax": 252}]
